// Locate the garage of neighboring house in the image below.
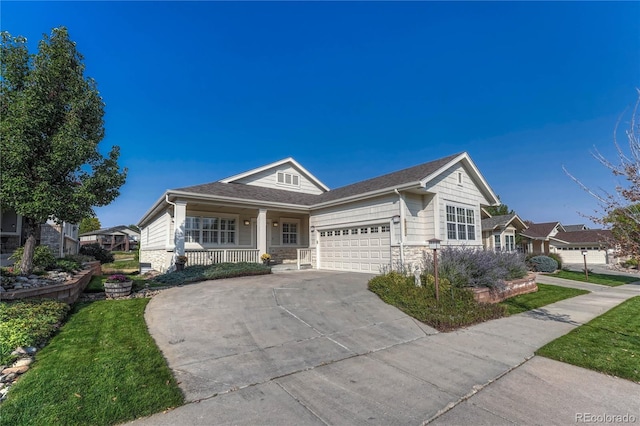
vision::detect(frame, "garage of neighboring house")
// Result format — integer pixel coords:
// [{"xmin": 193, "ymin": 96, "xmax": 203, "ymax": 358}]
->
[
  {"xmin": 318, "ymin": 224, "xmax": 392, "ymax": 273},
  {"xmin": 550, "ymin": 229, "xmax": 613, "ymax": 265},
  {"xmin": 553, "ymin": 246, "xmax": 608, "ymax": 264}
]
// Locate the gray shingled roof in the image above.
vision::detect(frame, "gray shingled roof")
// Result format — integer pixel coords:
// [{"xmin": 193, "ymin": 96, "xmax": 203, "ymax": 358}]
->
[
  {"xmin": 553, "ymin": 229, "xmax": 612, "ymax": 244},
  {"xmin": 174, "ymin": 182, "xmax": 319, "ymax": 206},
  {"xmin": 175, "ymin": 153, "xmax": 462, "ymax": 206},
  {"xmin": 520, "ymin": 222, "xmax": 562, "ymax": 239},
  {"xmin": 79, "ymin": 225, "xmax": 139, "ymax": 237},
  {"xmin": 481, "ymin": 214, "xmax": 517, "ymax": 231}
]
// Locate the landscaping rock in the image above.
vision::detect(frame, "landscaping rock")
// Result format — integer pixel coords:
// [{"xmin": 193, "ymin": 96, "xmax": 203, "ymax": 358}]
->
[
  {"xmin": 0, "ymin": 354, "xmax": 36, "ymax": 403},
  {"xmin": 2, "ymin": 365, "xmax": 29, "ymax": 375},
  {"xmin": 13, "ymin": 358, "xmax": 32, "ymax": 368}
]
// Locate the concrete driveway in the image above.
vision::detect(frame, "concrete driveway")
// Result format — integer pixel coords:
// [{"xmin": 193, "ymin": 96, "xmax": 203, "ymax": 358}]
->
[
  {"xmin": 133, "ymin": 271, "xmax": 640, "ymax": 425},
  {"xmin": 144, "ymin": 271, "xmax": 436, "ymax": 403}
]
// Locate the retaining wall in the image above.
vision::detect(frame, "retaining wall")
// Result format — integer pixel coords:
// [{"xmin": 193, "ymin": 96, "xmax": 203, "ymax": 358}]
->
[
  {"xmin": 471, "ymin": 272, "xmax": 538, "ymax": 304},
  {"xmin": 1, "ymin": 261, "xmax": 101, "ymax": 304}
]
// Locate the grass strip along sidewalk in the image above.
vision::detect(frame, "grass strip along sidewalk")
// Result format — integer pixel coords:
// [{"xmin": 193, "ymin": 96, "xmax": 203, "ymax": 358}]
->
[
  {"xmin": 499, "ymin": 283, "xmax": 589, "ymax": 316},
  {"xmin": 0, "ymin": 299, "xmax": 183, "ymax": 425},
  {"xmin": 546, "ymin": 270, "xmax": 639, "ymax": 287},
  {"xmin": 537, "ymin": 296, "xmax": 640, "ymax": 383}
]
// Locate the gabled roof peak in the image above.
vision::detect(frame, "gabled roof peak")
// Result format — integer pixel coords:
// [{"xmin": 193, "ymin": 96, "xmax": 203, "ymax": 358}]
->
[{"xmin": 220, "ymin": 157, "xmax": 329, "ymax": 192}]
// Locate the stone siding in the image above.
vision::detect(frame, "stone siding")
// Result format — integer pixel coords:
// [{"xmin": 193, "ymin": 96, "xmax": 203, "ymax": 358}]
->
[
  {"xmin": 140, "ymin": 249, "xmax": 171, "ymax": 272},
  {"xmin": 270, "ymin": 247, "xmax": 298, "ymax": 264},
  {"xmin": 40, "ymin": 223, "xmax": 61, "ymax": 256},
  {"xmin": 391, "ymin": 245, "xmax": 429, "ymax": 269}
]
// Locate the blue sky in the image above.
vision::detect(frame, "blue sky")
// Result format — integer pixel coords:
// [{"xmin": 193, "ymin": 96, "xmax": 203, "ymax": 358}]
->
[{"xmin": 3, "ymin": 1, "xmax": 639, "ymax": 228}]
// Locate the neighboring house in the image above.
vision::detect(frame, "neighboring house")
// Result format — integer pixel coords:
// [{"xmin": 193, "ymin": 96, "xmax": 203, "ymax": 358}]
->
[
  {"xmin": 139, "ymin": 152, "xmax": 501, "ymax": 273},
  {"xmin": 520, "ymin": 221, "xmax": 613, "ymax": 264},
  {"xmin": 0, "ymin": 208, "xmax": 79, "ymax": 256},
  {"xmin": 79, "ymin": 226, "xmax": 140, "ymax": 252},
  {"xmin": 519, "ymin": 222, "xmax": 564, "ymax": 254},
  {"xmin": 562, "ymin": 224, "xmax": 589, "ymax": 232},
  {"xmin": 550, "ymin": 229, "xmax": 613, "ymax": 265},
  {"xmin": 481, "ymin": 213, "xmax": 528, "ymax": 252}
]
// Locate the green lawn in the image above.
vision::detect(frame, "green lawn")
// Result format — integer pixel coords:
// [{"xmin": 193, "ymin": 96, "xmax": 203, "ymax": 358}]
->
[
  {"xmin": 549, "ymin": 270, "xmax": 639, "ymax": 286},
  {"xmin": 0, "ymin": 299, "xmax": 184, "ymax": 425},
  {"xmin": 537, "ymin": 296, "xmax": 640, "ymax": 383},
  {"xmin": 500, "ymin": 283, "xmax": 589, "ymax": 316}
]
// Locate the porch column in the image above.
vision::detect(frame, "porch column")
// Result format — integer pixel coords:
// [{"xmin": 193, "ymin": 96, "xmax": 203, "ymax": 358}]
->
[
  {"xmin": 257, "ymin": 208, "xmax": 267, "ymax": 256},
  {"xmin": 174, "ymin": 201, "xmax": 187, "ymax": 256}
]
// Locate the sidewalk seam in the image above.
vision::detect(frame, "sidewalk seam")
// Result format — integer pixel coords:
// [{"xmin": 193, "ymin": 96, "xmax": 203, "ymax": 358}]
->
[{"xmin": 421, "ymin": 354, "xmax": 535, "ymax": 425}]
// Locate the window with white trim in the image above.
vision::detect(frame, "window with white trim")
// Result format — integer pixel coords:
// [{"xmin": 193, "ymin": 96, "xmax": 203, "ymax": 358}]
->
[
  {"xmin": 494, "ymin": 235, "xmax": 501, "ymax": 251},
  {"xmin": 446, "ymin": 205, "xmax": 476, "ymax": 241},
  {"xmin": 185, "ymin": 216, "xmax": 236, "ymax": 245},
  {"xmin": 282, "ymin": 222, "xmax": 298, "ymax": 244},
  {"xmin": 505, "ymin": 235, "xmax": 515, "ymax": 251},
  {"xmin": 185, "ymin": 217, "xmax": 200, "ymax": 243},
  {"xmin": 276, "ymin": 171, "xmax": 300, "ymax": 188}
]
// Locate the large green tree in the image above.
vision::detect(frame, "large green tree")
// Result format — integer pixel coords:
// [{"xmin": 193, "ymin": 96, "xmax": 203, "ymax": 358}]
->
[
  {"xmin": 79, "ymin": 217, "xmax": 102, "ymax": 234},
  {"xmin": 0, "ymin": 27, "xmax": 127, "ymax": 274}
]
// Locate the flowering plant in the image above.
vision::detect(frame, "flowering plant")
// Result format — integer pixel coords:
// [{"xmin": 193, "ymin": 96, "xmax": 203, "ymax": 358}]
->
[
  {"xmin": 106, "ymin": 274, "xmax": 129, "ymax": 283},
  {"xmin": 260, "ymin": 253, "xmax": 271, "ymax": 261},
  {"xmin": 176, "ymin": 255, "xmax": 188, "ymax": 264}
]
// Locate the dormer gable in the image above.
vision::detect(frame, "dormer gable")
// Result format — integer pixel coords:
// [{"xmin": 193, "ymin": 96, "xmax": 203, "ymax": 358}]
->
[{"xmin": 220, "ymin": 158, "xmax": 329, "ymax": 195}]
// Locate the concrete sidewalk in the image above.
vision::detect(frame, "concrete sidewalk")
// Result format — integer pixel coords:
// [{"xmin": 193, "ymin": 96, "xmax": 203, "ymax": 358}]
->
[{"xmin": 129, "ymin": 276, "xmax": 640, "ymax": 425}]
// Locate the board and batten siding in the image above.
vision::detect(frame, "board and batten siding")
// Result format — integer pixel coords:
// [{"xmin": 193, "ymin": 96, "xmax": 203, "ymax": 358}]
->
[
  {"xmin": 233, "ymin": 165, "xmax": 325, "ymax": 195},
  {"xmin": 427, "ymin": 164, "xmax": 490, "ymax": 247},
  {"xmin": 141, "ymin": 210, "xmax": 170, "ymax": 250},
  {"xmin": 403, "ymin": 192, "xmax": 437, "ymax": 244}
]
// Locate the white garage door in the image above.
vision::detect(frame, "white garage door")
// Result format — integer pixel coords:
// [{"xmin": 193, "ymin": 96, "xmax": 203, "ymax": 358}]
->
[
  {"xmin": 319, "ymin": 224, "xmax": 391, "ymax": 273},
  {"xmin": 557, "ymin": 248, "xmax": 608, "ymax": 265}
]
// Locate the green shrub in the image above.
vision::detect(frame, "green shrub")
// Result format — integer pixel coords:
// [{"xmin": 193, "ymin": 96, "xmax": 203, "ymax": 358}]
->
[
  {"xmin": 622, "ymin": 258, "xmax": 638, "ymax": 269},
  {"xmin": 9, "ymin": 245, "xmax": 56, "ymax": 272},
  {"xmin": 0, "ymin": 299, "xmax": 69, "ymax": 365},
  {"xmin": 152, "ymin": 262, "xmax": 271, "ymax": 286},
  {"xmin": 79, "ymin": 243, "xmax": 114, "ymax": 264},
  {"xmin": 53, "ymin": 258, "xmax": 82, "ymax": 273},
  {"xmin": 368, "ymin": 272, "xmax": 505, "ymax": 331},
  {"xmin": 547, "ymin": 252, "xmax": 563, "ymax": 270},
  {"xmin": 528, "ymin": 255, "xmax": 558, "ymax": 272}
]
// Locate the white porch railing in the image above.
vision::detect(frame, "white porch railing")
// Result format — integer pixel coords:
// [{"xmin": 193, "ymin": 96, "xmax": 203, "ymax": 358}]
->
[
  {"xmin": 186, "ymin": 249, "xmax": 260, "ymax": 265},
  {"xmin": 297, "ymin": 248, "xmax": 313, "ymax": 270}
]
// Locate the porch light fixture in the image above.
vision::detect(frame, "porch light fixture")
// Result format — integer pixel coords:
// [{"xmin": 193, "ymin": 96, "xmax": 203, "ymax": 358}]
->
[
  {"xmin": 244, "ymin": 220, "xmax": 250, "ymax": 226},
  {"xmin": 273, "ymin": 222, "xmax": 279, "ymax": 227},
  {"xmin": 428, "ymin": 238, "xmax": 441, "ymax": 302},
  {"xmin": 310, "ymin": 226, "xmax": 316, "ymax": 232},
  {"xmin": 392, "ymin": 215, "xmax": 401, "ymax": 224}
]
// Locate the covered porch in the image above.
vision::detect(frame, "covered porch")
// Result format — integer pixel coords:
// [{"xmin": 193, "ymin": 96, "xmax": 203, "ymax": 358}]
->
[{"xmin": 169, "ymin": 198, "xmax": 314, "ymax": 269}]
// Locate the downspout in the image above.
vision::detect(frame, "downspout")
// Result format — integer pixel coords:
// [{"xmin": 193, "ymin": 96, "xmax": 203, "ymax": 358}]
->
[{"xmin": 394, "ymin": 189, "xmax": 405, "ymax": 265}]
